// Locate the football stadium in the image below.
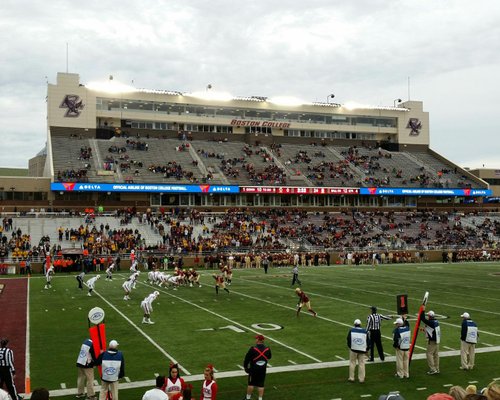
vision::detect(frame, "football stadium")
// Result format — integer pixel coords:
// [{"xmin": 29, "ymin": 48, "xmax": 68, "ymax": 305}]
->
[{"xmin": 0, "ymin": 72, "xmax": 499, "ymax": 400}]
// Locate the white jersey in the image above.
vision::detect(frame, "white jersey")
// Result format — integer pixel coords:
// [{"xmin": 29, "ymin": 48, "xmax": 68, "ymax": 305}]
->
[
  {"xmin": 122, "ymin": 280, "xmax": 133, "ymax": 292},
  {"xmin": 106, "ymin": 264, "xmax": 115, "ymax": 274},
  {"xmin": 46, "ymin": 267, "xmax": 54, "ymax": 281},
  {"xmin": 86, "ymin": 276, "xmax": 99, "ymax": 289},
  {"xmin": 141, "ymin": 293, "xmax": 157, "ymax": 312},
  {"xmin": 147, "ymin": 271, "xmax": 157, "ymax": 283},
  {"xmin": 131, "ymin": 271, "xmax": 140, "ymax": 282},
  {"xmin": 130, "ymin": 261, "xmax": 138, "ymax": 273},
  {"xmin": 167, "ymin": 276, "xmax": 180, "ymax": 285}
]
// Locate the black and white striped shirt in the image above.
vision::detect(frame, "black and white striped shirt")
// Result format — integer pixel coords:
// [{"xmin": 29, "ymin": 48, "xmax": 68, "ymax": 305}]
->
[
  {"xmin": 0, "ymin": 347, "xmax": 15, "ymax": 372},
  {"xmin": 366, "ymin": 313, "xmax": 391, "ymax": 331}
]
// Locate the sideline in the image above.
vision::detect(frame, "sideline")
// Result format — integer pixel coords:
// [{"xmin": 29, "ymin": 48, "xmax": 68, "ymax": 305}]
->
[
  {"xmin": 25, "ymin": 277, "xmax": 31, "ymax": 394},
  {"xmin": 25, "ymin": 345, "xmax": 500, "ymax": 398},
  {"xmin": 238, "ymin": 274, "xmax": 500, "ymax": 338}
]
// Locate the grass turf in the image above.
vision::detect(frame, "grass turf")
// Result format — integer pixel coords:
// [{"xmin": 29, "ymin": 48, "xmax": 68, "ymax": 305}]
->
[{"xmin": 28, "ymin": 262, "xmax": 500, "ymax": 399}]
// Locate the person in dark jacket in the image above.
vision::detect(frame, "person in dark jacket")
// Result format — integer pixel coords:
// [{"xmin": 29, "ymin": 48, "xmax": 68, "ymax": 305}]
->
[
  {"xmin": 420, "ymin": 310, "xmax": 441, "ymax": 374},
  {"xmin": 95, "ymin": 340, "xmax": 125, "ymax": 400},
  {"xmin": 393, "ymin": 318, "xmax": 411, "ymax": 379},
  {"xmin": 76, "ymin": 338, "xmax": 97, "ymax": 399},
  {"xmin": 243, "ymin": 335, "xmax": 272, "ymax": 400},
  {"xmin": 460, "ymin": 312, "xmax": 478, "ymax": 370},
  {"xmin": 347, "ymin": 319, "xmax": 369, "ymax": 383}
]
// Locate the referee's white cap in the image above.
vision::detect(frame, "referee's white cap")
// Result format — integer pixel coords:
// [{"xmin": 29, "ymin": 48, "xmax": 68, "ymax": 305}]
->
[
  {"xmin": 354, "ymin": 319, "xmax": 362, "ymax": 326},
  {"xmin": 109, "ymin": 340, "xmax": 119, "ymax": 349}
]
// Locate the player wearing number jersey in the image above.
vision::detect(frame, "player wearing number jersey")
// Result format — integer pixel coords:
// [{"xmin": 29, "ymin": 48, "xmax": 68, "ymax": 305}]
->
[
  {"xmin": 213, "ymin": 274, "xmax": 229, "ymax": 295},
  {"xmin": 141, "ymin": 291, "xmax": 159, "ymax": 324},
  {"xmin": 44, "ymin": 265, "xmax": 54, "ymax": 289},
  {"xmin": 122, "ymin": 278, "xmax": 133, "ymax": 300},
  {"xmin": 295, "ymin": 288, "xmax": 317, "ymax": 317}
]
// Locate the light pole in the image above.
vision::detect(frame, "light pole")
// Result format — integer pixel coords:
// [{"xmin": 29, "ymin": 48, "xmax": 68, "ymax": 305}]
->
[
  {"xmin": 393, "ymin": 98, "xmax": 402, "ymax": 107},
  {"xmin": 326, "ymin": 94, "xmax": 335, "ymax": 104}
]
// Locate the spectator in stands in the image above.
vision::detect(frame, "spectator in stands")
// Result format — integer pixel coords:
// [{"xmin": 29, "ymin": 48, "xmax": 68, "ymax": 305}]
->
[
  {"xmin": 30, "ymin": 388, "xmax": 50, "ymax": 400},
  {"xmin": 448, "ymin": 386, "xmax": 467, "ymax": 400},
  {"xmin": 142, "ymin": 376, "xmax": 168, "ymax": 400}
]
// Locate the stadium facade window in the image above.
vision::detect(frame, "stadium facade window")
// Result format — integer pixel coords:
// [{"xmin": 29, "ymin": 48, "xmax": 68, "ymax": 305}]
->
[
  {"xmin": 245, "ymin": 126, "xmax": 272, "ymax": 134},
  {"xmin": 1, "ymin": 191, "xmax": 47, "ymax": 201},
  {"xmin": 96, "ymin": 98, "xmax": 397, "ymax": 129}
]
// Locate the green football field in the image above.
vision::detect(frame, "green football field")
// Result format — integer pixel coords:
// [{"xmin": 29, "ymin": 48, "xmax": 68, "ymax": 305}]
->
[{"xmin": 28, "ymin": 262, "xmax": 500, "ymax": 399}]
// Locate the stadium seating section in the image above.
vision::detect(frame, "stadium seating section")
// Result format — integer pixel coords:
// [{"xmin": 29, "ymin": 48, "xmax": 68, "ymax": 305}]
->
[{"xmin": 51, "ymin": 134, "xmax": 481, "ymax": 188}]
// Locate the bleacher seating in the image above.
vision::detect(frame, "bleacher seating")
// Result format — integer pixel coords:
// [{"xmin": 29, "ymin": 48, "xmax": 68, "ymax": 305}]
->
[{"xmin": 50, "ymin": 134, "xmax": 486, "ymax": 189}]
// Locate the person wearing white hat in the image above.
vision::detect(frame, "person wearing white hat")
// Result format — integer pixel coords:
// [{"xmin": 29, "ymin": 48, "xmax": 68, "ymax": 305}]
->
[
  {"xmin": 347, "ymin": 319, "xmax": 369, "ymax": 383},
  {"xmin": 392, "ymin": 317, "xmax": 411, "ymax": 379},
  {"xmin": 96, "ymin": 340, "xmax": 125, "ymax": 400},
  {"xmin": 420, "ymin": 310, "xmax": 441, "ymax": 374},
  {"xmin": 460, "ymin": 312, "xmax": 478, "ymax": 370}
]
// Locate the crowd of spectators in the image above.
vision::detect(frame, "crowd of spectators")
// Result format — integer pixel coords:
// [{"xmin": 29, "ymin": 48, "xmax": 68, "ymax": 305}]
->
[
  {"xmin": 56, "ymin": 169, "xmax": 89, "ymax": 182},
  {"xmin": 148, "ymin": 161, "xmax": 197, "ymax": 181},
  {"xmin": 79, "ymin": 146, "xmax": 92, "ymax": 160},
  {"xmin": 1, "ymin": 209, "xmax": 498, "ymax": 267}
]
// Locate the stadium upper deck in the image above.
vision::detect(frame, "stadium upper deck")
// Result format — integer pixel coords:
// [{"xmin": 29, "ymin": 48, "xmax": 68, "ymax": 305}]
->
[{"xmin": 0, "ymin": 72, "xmax": 492, "ymax": 210}]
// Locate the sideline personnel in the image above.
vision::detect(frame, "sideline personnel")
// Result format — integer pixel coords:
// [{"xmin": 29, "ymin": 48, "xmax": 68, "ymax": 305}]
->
[
  {"xmin": 420, "ymin": 310, "xmax": 441, "ymax": 375},
  {"xmin": 76, "ymin": 338, "xmax": 96, "ymax": 399},
  {"xmin": 366, "ymin": 306, "xmax": 391, "ymax": 361},
  {"xmin": 347, "ymin": 319, "xmax": 369, "ymax": 383},
  {"xmin": 243, "ymin": 335, "xmax": 272, "ymax": 400},
  {"xmin": 460, "ymin": 312, "xmax": 478, "ymax": 370},
  {"xmin": 393, "ymin": 318, "xmax": 411, "ymax": 379},
  {"xmin": 0, "ymin": 338, "xmax": 22, "ymax": 400},
  {"xmin": 96, "ymin": 340, "xmax": 125, "ymax": 400}
]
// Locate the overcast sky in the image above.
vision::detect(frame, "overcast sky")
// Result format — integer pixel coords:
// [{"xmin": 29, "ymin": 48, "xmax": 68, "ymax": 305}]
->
[{"xmin": 1, "ymin": 0, "xmax": 499, "ymax": 169}]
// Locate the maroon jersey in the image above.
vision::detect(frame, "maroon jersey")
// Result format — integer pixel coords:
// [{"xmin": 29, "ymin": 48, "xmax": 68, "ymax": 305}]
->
[{"xmin": 297, "ymin": 291, "xmax": 309, "ymax": 303}]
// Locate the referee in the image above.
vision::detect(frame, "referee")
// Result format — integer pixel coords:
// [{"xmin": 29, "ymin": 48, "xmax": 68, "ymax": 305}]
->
[
  {"xmin": 366, "ymin": 306, "xmax": 392, "ymax": 362},
  {"xmin": 0, "ymin": 338, "xmax": 21, "ymax": 400}
]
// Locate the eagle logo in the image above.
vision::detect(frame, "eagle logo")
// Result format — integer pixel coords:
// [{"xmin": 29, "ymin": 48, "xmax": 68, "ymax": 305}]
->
[
  {"xmin": 60, "ymin": 94, "xmax": 85, "ymax": 117},
  {"xmin": 407, "ymin": 118, "xmax": 422, "ymax": 136}
]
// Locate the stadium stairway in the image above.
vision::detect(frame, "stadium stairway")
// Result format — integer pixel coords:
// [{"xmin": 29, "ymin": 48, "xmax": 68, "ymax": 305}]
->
[{"xmin": 327, "ymin": 146, "xmax": 367, "ymax": 183}]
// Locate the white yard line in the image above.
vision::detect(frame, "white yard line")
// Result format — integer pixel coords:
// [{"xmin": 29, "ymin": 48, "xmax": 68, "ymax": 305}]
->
[
  {"xmin": 25, "ymin": 277, "xmax": 31, "ymax": 393},
  {"xmin": 137, "ymin": 281, "xmax": 323, "ymax": 363},
  {"xmin": 93, "ymin": 289, "xmax": 191, "ymax": 375},
  {"xmin": 233, "ymin": 284, "xmax": 427, "ymax": 351},
  {"xmin": 23, "ymin": 345, "xmax": 500, "ymax": 398},
  {"xmin": 305, "ymin": 271, "xmax": 500, "ymax": 318},
  {"xmin": 238, "ymin": 275, "xmax": 500, "ymax": 338}
]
